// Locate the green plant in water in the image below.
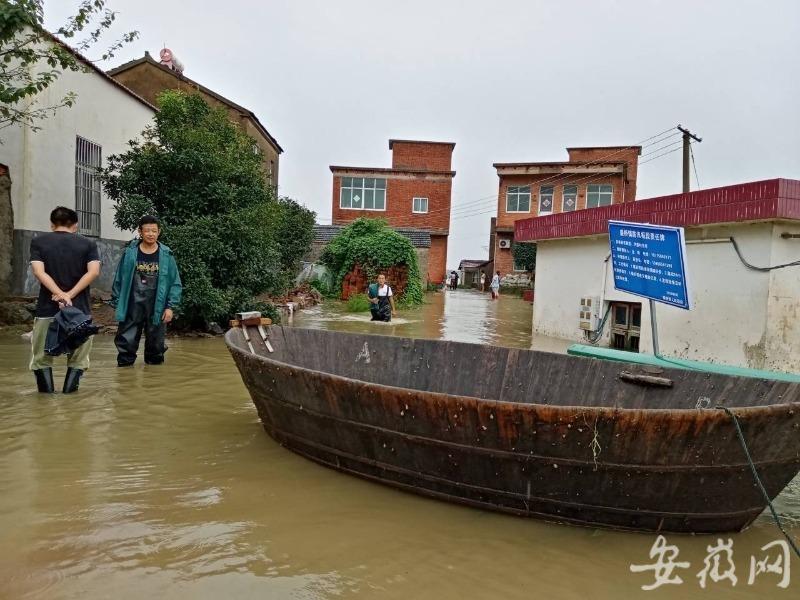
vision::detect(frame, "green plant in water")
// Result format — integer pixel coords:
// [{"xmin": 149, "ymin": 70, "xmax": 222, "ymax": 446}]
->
[
  {"xmin": 320, "ymin": 218, "xmax": 424, "ymax": 307},
  {"xmin": 345, "ymin": 293, "xmax": 372, "ymax": 313}
]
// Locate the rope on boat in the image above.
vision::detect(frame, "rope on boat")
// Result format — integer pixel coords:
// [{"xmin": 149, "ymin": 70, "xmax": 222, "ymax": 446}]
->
[{"xmin": 716, "ymin": 405, "xmax": 800, "ymax": 558}]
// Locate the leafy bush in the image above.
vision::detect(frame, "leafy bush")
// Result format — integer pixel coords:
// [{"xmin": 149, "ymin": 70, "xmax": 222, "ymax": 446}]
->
[
  {"xmin": 102, "ymin": 90, "xmax": 314, "ymax": 328},
  {"xmin": 308, "ymin": 277, "xmax": 331, "ymax": 297},
  {"xmin": 345, "ymin": 293, "xmax": 372, "ymax": 313},
  {"xmin": 512, "ymin": 242, "xmax": 537, "ymax": 272},
  {"xmin": 320, "ymin": 218, "xmax": 424, "ymax": 306}
]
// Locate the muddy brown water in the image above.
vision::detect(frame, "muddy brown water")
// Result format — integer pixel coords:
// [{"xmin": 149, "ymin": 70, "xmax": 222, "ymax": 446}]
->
[{"xmin": 0, "ymin": 290, "xmax": 797, "ymax": 598}]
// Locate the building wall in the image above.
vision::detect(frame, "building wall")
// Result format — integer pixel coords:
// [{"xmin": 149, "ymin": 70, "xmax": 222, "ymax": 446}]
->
[
  {"xmin": 391, "ymin": 141, "xmax": 453, "ymax": 171},
  {"xmin": 111, "ymin": 61, "xmax": 280, "ymax": 185},
  {"xmin": 428, "ymin": 235, "xmax": 447, "ymax": 284},
  {"xmin": 495, "ymin": 173, "xmax": 626, "ymax": 231},
  {"xmin": 331, "ymin": 173, "xmax": 452, "ymax": 233},
  {"xmin": 0, "ymin": 39, "xmax": 156, "ymax": 295},
  {"xmin": 531, "ymin": 222, "xmax": 800, "ymax": 372},
  {"xmin": 567, "ymin": 147, "xmax": 640, "ymax": 201}
]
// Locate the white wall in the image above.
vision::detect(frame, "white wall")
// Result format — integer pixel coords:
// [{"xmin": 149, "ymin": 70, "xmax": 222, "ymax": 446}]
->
[
  {"xmin": 532, "ymin": 222, "xmax": 800, "ymax": 372},
  {"xmin": 0, "ymin": 38, "xmax": 155, "ymax": 241}
]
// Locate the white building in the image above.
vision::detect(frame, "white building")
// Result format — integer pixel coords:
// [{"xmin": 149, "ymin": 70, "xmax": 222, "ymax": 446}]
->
[
  {"xmin": 0, "ymin": 33, "xmax": 156, "ymax": 294},
  {"xmin": 515, "ymin": 179, "xmax": 800, "ymax": 374}
]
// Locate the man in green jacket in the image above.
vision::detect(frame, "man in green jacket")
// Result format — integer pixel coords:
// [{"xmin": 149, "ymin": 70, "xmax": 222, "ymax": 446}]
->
[{"xmin": 110, "ymin": 215, "xmax": 182, "ymax": 366}]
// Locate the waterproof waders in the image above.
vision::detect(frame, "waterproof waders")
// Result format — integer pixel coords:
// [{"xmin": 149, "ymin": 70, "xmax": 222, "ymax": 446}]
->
[{"xmin": 115, "ymin": 264, "xmax": 166, "ymax": 366}]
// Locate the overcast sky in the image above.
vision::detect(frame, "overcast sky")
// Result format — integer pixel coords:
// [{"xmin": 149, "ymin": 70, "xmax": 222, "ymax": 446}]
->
[{"xmin": 47, "ymin": 1, "xmax": 800, "ymax": 267}]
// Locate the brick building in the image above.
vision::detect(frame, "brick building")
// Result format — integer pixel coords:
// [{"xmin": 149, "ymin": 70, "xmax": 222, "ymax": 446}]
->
[
  {"xmin": 488, "ymin": 146, "xmax": 641, "ymax": 276},
  {"xmin": 330, "ymin": 140, "xmax": 455, "ymax": 284},
  {"xmin": 108, "ymin": 51, "xmax": 282, "ymax": 186}
]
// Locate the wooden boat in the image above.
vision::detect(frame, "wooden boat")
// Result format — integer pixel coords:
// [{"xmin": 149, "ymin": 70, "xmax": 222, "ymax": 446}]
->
[{"xmin": 226, "ymin": 325, "xmax": 800, "ymax": 533}]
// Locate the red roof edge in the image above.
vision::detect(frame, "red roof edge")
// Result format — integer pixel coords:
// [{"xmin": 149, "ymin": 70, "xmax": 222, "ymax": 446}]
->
[{"xmin": 515, "ymin": 178, "xmax": 800, "ymax": 243}]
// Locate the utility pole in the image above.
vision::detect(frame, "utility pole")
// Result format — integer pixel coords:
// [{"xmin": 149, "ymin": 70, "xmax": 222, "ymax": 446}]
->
[{"xmin": 677, "ymin": 125, "xmax": 702, "ymax": 193}]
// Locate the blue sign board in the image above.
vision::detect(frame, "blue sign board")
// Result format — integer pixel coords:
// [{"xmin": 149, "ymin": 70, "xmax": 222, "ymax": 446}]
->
[{"xmin": 608, "ymin": 220, "xmax": 691, "ymax": 310}]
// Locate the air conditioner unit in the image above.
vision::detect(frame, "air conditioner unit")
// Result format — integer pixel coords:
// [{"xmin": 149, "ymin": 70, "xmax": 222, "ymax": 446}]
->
[
  {"xmin": 579, "ymin": 296, "xmax": 601, "ymax": 331},
  {"xmin": 498, "ymin": 239, "xmax": 512, "ymax": 249}
]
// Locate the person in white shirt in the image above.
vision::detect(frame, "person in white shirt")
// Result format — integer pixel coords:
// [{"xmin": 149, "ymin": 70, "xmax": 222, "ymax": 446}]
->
[
  {"xmin": 490, "ymin": 270, "xmax": 501, "ymax": 299},
  {"xmin": 368, "ymin": 273, "xmax": 397, "ymax": 322}
]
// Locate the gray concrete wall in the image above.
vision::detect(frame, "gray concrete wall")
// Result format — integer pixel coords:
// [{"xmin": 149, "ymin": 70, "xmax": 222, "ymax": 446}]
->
[
  {"xmin": 0, "ymin": 171, "xmax": 12, "ymax": 297},
  {"xmin": 11, "ymin": 229, "xmax": 127, "ymax": 296}
]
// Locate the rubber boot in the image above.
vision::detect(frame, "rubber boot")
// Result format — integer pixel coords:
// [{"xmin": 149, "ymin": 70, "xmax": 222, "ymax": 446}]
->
[
  {"xmin": 34, "ymin": 368, "xmax": 55, "ymax": 393},
  {"xmin": 62, "ymin": 368, "xmax": 84, "ymax": 394}
]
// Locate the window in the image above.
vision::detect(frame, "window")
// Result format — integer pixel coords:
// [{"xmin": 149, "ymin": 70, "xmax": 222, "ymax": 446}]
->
[
  {"xmin": 412, "ymin": 197, "xmax": 428, "ymax": 213},
  {"xmin": 513, "ymin": 257, "xmax": 527, "ymax": 272},
  {"xmin": 538, "ymin": 185, "xmax": 554, "ymax": 215},
  {"xmin": 506, "ymin": 185, "xmax": 531, "ymax": 212},
  {"xmin": 340, "ymin": 177, "xmax": 386, "ymax": 210},
  {"xmin": 562, "ymin": 185, "xmax": 578, "ymax": 211},
  {"xmin": 610, "ymin": 301, "xmax": 641, "ymax": 353},
  {"xmin": 75, "ymin": 136, "xmax": 101, "ymax": 237},
  {"xmin": 586, "ymin": 184, "xmax": 613, "ymax": 208}
]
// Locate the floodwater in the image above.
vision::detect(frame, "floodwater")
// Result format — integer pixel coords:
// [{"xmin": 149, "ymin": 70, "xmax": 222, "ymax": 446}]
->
[{"xmin": 0, "ymin": 290, "xmax": 797, "ymax": 599}]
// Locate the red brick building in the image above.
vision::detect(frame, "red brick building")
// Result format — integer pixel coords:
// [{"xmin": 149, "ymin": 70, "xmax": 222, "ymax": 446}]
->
[
  {"xmin": 330, "ymin": 139, "xmax": 455, "ymax": 284},
  {"xmin": 489, "ymin": 146, "xmax": 641, "ymax": 276}
]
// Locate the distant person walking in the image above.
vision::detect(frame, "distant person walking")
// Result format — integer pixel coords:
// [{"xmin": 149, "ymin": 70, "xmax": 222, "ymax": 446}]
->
[
  {"xmin": 110, "ymin": 216, "xmax": 182, "ymax": 366},
  {"xmin": 449, "ymin": 271, "xmax": 459, "ymax": 290},
  {"xmin": 490, "ymin": 270, "xmax": 501, "ymax": 299},
  {"xmin": 480, "ymin": 271, "xmax": 486, "ymax": 292},
  {"xmin": 367, "ymin": 273, "xmax": 396, "ymax": 322},
  {"xmin": 29, "ymin": 206, "xmax": 101, "ymax": 393}
]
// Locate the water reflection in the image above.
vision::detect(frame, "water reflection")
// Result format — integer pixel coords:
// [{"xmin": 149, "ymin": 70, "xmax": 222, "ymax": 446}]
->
[{"xmin": 0, "ymin": 294, "xmax": 797, "ymax": 597}]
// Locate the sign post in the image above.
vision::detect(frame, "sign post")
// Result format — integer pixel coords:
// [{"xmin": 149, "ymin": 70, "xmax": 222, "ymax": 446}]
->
[{"xmin": 607, "ymin": 221, "xmax": 691, "ymax": 356}]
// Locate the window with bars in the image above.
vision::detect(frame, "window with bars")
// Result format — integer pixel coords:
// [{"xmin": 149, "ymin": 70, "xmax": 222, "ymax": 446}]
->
[
  {"xmin": 75, "ymin": 136, "xmax": 102, "ymax": 236},
  {"xmin": 562, "ymin": 185, "xmax": 578, "ymax": 211},
  {"xmin": 412, "ymin": 197, "xmax": 428, "ymax": 213},
  {"xmin": 340, "ymin": 176, "xmax": 387, "ymax": 210},
  {"xmin": 506, "ymin": 185, "xmax": 531, "ymax": 212},
  {"xmin": 586, "ymin": 184, "xmax": 613, "ymax": 208}
]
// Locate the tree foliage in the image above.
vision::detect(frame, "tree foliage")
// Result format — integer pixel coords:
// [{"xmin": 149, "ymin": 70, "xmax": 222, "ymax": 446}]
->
[
  {"xmin": 0, "ymin": 1, "xmax": 138, "ymax": 135},
  {"xmin": 320, "ymin": 218, "xmax": 424, "ymax": 306},
  {"xmin": 102, "ymin": 90, "xmax": 315, "ymax": 327},
  {"xmin": 512, "ymin": 242, "xmax": 537, "ymax": 272}
]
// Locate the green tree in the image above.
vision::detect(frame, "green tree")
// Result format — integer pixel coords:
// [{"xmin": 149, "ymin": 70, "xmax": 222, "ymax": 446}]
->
[
  {"xmin": 320, "ymin": 218, "xmax": 424, "ymax": 306},
  {"xmin": 102, "ymin": 90, "xmax": 315, "ymax": 327},
  {"xmin": 512, "ymin": 241, "xmax": 537, "ymax": 272},
  {"xmin": 0, "ymin": 0, "xmax": 138, "ymax": 135}
]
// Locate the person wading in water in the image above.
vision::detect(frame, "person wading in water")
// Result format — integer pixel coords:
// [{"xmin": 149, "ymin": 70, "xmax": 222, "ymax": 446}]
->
[
  {"xmin": 367, "ymin": 273, "xmax": 397, "ymax": 322},
  {"xmin": 29, "ymin": 206, "xmax": 101, "ymax": 393},
  {"xmin": 110, "ymin": 215, "xmax": 182, "ymax": 366}
]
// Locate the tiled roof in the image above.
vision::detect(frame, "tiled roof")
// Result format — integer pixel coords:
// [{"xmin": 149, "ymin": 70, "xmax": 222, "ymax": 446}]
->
[
  {"xmin": 108, "ymin": 53, "xmax": 282, "ymax": 153},
  {"xmin": 458, "ymin": 259, "xmax": 489, "ymax": 270},
  {"xmin": 313, "ymin": 225, "xmax": 431, "ymax": 248}
]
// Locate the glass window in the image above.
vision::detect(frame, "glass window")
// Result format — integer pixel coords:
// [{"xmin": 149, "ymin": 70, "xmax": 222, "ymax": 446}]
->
[
  {"xmin": 364, "ymin": 188, "xmax": 375, "ymax": 209},
  {"xmin": 562, "ymin": 185, "xmax": 578, "ymax": 212},
  {"xmin": 539, "ymin": 185, "xmax": 554, "ymax": 214},
  {"xmin": 339, "ymin": 176, "xmax": 387, "ymax": 210},
  {"xmin": 614, "ymin": 305, "xmax": 629, "ymax": 326},
  {"xmin": 75, "ymin": 136, "xmax": 102, "ymax": 237},
  {"xmin": 340, "ymin": 187, "xmax": 352, "ymax": 208},
  {"xmin": 506, "ymin": 185, "xmax": 531, "ymax": 212},
  {"xmin": 586, "ymin": 184, "xmax": 613, "ymax": 208},
  {"xmin": 413, "ymin": 197, "xmax": 428, "ymax": 213},
  {"xmin": 631, "ymin": 306, "xmax": 642, "ymax": 328}
]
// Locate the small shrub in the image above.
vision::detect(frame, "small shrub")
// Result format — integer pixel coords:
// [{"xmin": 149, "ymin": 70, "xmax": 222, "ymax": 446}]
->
[
  {"xmin": 346, "ymin": 293, "xmax": 372, "ymax": 313},
  {"xmin": 308, "ymin": 277, "xmax": 330, "ymax": 297}
]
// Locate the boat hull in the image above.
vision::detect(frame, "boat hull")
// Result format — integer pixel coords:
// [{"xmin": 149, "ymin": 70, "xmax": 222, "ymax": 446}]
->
[{"xmin": 226, "ymin": 327, "xmax": 800, "ymax": 533}]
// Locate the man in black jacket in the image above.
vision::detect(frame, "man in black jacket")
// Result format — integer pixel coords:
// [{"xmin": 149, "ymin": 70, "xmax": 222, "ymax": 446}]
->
[{"xmin": 29, "ymin": 207, "xmax": 100, "ymax": 393}]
